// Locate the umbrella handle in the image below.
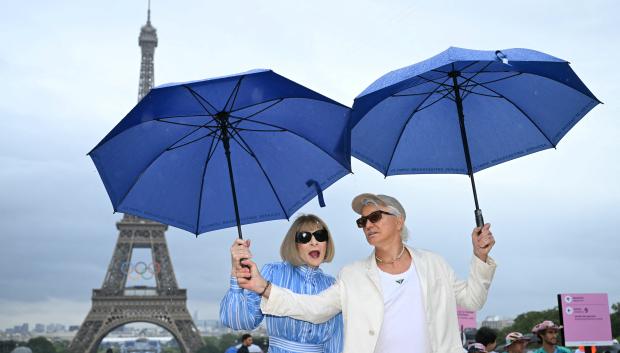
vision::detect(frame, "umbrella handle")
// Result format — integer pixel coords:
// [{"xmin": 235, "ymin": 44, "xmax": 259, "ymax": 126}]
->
[{"xmin": 474, "ymin": 209, "xmax": 484, "ymax": 229}]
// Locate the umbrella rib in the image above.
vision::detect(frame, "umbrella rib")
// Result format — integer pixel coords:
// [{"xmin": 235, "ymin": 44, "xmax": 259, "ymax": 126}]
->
[
  {"xmin": 227, "ymin": 128, "xmax": 255, "ymax": 156},
  {"xmin": 463, "ymin": 70, "xmax": 514, "ymax": 73},
  {"xmin": 471, "ymin": 72, "xmax": 522, "ymax": 84},
  {"xmin": 478, "ymin": 70, "xmax": 601, "ymax": 103},
  {"xmin": 467, "ymin": 77, "xmax": 556, "ymax": 147},
  {"xmin": 183, "ymin": 85, "xmax": 219, "ymax": 115},
  {"xmin": 415, "ymin": 87, "xmax": 458, "ymax": 112},
  {"xmin": 228, "ymin": 115, "xmax": 352, "ymax": 172},
  {"xmin": 227, "ymin": 127, "xmax": 290, "ymax": 219},
  {"xmin": 114, "ymin": 123, "xmax": 215, "ymax": 210},
  {"xmin": 233, "ymin": 127, "xmax": 287, "ymax": 132},
  {"xmin": 457, "ymin": 61, "xmax": 493, "ymax": 100},
  {"xmin": 383, "ymin": 76, "xmax": 451, "ymax": 175},
  {"xmin": 416, "ymin": 74, "xmax": 452, "ymax": 89},
  {"xmin": 195, "ymin": 130, "xmax": 222, "ymax": 234},
  {"xmin": 167, "ymin": 130, "xmax": 219, "ymax": 151},
  {"xmin": 461, "ymin": 72, "xmax": 522, "ymax": 100},
  {"xmin": 453, "ymin": 60, "xmax": 484, "ymax": 73},
  {"xmin": 230, "ymin": 98, "xmax": 284, "ymax": 116},
  {"xmin": 416, "ymin": 74, "xmax": 456, "ymax": 101},
  {"xmin": 225, "ymin": 76, "xmax": 245, "ymax": 112},
  {"xmin": 458, "ymin": 77, "xmax": 503, "ymax": 99},
  {"xmin": 228, "ymin": 116, "xmax": 286, "ymax": 132},
  {"xmin": 393, "ymin": 91, "xmax": 444, "ymax": 97},
  {"xmin": 459, "ymin": 89, "xmax": 503, "ymax": 99},
  {"xmin": 230, "ymin": 99, "xmax": 284, "ymax": 120},
  {"xmin": 155, "ymin": 119, "xmax": 216, "ymax": 129},
  {"xmin": 388, "ymin": 76, "xmax": 443, "ymax": 94},
  {"xmin": 154, "ymin": 113, "xmax": 216, "ymax": 119}
]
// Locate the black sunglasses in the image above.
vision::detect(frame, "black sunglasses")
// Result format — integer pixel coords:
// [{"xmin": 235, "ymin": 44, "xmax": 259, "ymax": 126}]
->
[
  {"xmin": 295, "ymin": 229, "xmax": 329, "ymax": 244},
  {"xmin": 356, "ymin": 210, "xmax": 396, "ymax": 228}
]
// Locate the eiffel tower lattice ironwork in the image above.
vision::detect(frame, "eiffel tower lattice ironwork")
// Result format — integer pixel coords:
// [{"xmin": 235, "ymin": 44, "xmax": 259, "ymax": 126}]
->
[{"xmin": 69, "ymin": 4, "xmax": 204, "ymax": 352}]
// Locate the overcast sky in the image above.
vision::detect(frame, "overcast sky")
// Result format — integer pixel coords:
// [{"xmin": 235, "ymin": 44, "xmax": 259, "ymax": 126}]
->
[{"xmin": 1, "ymin": 0, "xmax": 618, "ymax": 329}]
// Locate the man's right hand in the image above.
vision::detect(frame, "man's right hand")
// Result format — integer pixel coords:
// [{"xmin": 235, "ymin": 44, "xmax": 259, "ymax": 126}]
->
[
  {"xmin": 230, "ymin": 239, "xmax": 252, "ymax": 276},
  {"xmin": 236, "ymin": 259, "xmax": 270, "ymax": 298}
]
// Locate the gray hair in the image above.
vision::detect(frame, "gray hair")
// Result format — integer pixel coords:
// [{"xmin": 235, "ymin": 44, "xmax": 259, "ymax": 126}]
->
[{"xmin": 361, "ymin": 199, "xmax": 409, "ymax": 241}]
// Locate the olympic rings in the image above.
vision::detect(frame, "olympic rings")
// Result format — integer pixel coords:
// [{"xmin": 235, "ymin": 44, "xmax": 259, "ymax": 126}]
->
[
  {"xmin": 119, "ymin": 261, "xmax": 161, "ymax": 281},
  {"xmin": 135, "ymin": 261, "xmax": 148, "ymax": 275}
]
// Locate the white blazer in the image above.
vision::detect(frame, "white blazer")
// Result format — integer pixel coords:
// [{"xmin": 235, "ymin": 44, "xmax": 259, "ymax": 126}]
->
[{"xmin": 260, "ymin": 246, "xmax": 496, "ymax": 353}]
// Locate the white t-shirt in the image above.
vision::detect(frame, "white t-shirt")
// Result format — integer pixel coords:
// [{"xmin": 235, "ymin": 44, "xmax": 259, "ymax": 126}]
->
[{"xmin": 374, "ymin": 262, "xmax": 427, "ymax": 353}]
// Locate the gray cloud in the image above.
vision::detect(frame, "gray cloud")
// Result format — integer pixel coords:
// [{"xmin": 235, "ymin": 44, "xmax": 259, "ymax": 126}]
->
[{"xmin": 1, "ymin": 0, "xmax": 619, "ymax": 328}]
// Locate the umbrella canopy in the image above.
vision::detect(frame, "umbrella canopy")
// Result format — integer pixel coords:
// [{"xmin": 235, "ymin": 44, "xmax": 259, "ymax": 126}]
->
[
  {"xmin": 352, "ymin": 47, "xmax": 600, "ymax": 226},
  {"xmin": 89, "ymin": 69, "xmax": 351, "ymax": 236}
]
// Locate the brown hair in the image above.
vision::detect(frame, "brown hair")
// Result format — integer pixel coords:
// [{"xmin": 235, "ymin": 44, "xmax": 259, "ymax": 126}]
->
[{"xmin": 280, "ymin": 214, "xmax": 335, "ymax": 266}]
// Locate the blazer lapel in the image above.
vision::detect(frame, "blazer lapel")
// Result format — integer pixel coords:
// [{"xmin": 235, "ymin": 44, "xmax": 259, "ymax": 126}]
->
[
  {"xmin": 365, "ymin": 252, "xmax": 383, "ymax": 296},
  {"xmin": 409, "ymin": 247, "xmax": 431, "ymax": 319}
]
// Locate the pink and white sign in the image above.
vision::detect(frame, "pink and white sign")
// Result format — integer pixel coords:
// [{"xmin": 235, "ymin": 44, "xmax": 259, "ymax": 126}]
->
[
  {"xmin": 457, "ymin": 307, "xmax": 477, "ymax": 329},
  {"xmin": 559, "ymin": 293, "xmax": 613, "ymax": 346}
]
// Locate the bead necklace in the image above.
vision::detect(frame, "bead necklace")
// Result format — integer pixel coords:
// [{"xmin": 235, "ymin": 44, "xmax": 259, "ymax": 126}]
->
[{"xmin": 375, "ymin": 244, "xmax": 406, "ymax": 264}]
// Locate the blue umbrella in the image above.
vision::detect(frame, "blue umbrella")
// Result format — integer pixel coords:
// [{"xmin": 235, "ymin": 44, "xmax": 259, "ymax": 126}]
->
[
  {"xmin": 352, "ymin": 47, "xmax": 600, "ymax": 226},
  {"xmin": 89, "ymin": 69, "xmax": 351, "ymax": 237}
]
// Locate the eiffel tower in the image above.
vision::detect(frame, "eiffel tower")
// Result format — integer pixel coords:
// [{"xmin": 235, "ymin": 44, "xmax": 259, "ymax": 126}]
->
[{"xmin": 69, "ymin": 4, "xmax": 204, "ymax": 353}]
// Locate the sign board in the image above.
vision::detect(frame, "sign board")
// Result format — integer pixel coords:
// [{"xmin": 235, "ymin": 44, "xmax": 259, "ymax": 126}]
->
[
  {"xmin": 457, "ymin": 307, "xmax": 477, "ymax": 329},
  {"xmin": 558, "ymin": 293, "xmax": 613, "ymax": 346}
]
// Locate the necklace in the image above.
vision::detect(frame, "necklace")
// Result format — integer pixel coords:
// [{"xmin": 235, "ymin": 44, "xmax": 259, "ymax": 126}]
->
[{"xmin": 375, "ymin": 244, "xmax": 406, "ymax": 264}]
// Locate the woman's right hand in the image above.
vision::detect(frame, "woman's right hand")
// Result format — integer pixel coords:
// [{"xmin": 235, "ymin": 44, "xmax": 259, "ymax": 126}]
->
[
  {"xmin": 230, "ymin": 238, "xmax": 252, "ymax": 276},
  {"xmin": 236, "ymin": 259, "xmax": 270, "ymax": 297}
]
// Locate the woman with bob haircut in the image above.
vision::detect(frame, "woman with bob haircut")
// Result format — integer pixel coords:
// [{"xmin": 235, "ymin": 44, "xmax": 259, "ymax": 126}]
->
[{"xmin": 220, "ymin": 214, "xmax": 343, "ymax": 353}]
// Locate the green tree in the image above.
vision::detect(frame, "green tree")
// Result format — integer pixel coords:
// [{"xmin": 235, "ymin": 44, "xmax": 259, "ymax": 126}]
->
[
  {"xmin": 498, "ymin": 307, "xmax": 560, "ymax": 338},
  {"xmin": 197, "ymin": 336, "xmax": 220, "ymax": 353},
  {"xmin": 52, "ymin": 340, "xmax": 69, "ymax": 353},
  {"xmin": 27, "ymin": 336, "xmax": 56, "ymax": 353},
  {"xmin": 217, "ymin": 333, "xmax": 239, "ymax": 352},
  {"xmin": 0, "ymin": 340, "xmax": 19, "ymax": 353},
  {"xmin": 611, "ymin": 302, "xmax": 620, "ymax": 339},
  {"xmin": 162, "ymin": 347, "xmax": 181, "ymax": 353},
  {"xmin": 252, "ymin": 335, "xmax": 269, "ymax": 352}
]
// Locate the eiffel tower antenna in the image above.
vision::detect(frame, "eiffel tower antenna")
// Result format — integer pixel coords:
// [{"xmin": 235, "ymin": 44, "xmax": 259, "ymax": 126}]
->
[{"xmin": 138, "ymin": 0, "xmax": 157, "ymax": 101}]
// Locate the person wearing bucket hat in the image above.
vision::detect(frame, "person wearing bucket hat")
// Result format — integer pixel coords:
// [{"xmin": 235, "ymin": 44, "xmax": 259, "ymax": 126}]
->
[
  {"xmin": 235, "ymin": 192, "xmax": 497, "ymax": 353},
  {"xmin": 504, "ymin": 332, "xmax": 530, "ymax": 353},
  {"xmin": 531, "ymin": 321, "xmax": 570, "ymax": 353}
]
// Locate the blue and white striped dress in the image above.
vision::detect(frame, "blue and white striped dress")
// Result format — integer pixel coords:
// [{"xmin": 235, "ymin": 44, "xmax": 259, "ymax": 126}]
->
[{"xmin": 220, "ymin": 262, "xmax": 343, "ymax": 353}]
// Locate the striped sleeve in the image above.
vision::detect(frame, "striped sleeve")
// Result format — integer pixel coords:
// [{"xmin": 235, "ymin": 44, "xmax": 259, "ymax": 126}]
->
[{"xmin": 219, "ymin": 263, "xmax": 274, "ymax": 330}]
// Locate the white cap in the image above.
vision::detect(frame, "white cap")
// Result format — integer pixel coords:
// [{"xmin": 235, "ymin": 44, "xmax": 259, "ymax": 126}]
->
[{"xmin": 351, "ymin": 193, "xmax": 406, "ymax": 219}]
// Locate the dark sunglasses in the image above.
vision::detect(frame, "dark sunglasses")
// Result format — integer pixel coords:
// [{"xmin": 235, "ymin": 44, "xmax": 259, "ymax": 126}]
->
[
  {"xmin": 295, "ymin": 229, "xmax": 329, "ymax": 244},
  {"xmin": 356, "ymin": 210, "xmax": 396, "ymax": 228}
]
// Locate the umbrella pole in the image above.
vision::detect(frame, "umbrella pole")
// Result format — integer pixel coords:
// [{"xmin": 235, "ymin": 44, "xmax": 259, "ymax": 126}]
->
[
  {"xmin": 218, "ymin": 115, "xmax": 244, "ymax": 239},
  {"xmin": 450, "ymin": 71, "xmax": 485, "ymax": 228}
]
